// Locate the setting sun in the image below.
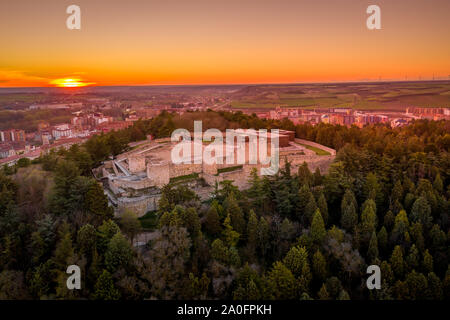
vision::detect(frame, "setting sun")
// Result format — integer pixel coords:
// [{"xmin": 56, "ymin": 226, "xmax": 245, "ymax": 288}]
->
[{"xmin": 49, "ymin": 78, "xmax": 94, "ymax": 88}]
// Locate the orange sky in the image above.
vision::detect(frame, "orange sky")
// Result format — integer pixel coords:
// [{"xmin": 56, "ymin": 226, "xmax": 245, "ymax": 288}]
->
[{"xmin": 0, "ymin": 0, "xmax": 449, "ymax": 87}]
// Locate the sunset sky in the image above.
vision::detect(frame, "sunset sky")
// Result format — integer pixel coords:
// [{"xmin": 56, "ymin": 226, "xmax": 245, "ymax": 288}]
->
[{"xmin": 0, "ymin": 0, "xmax": 449, "ymax": 87}]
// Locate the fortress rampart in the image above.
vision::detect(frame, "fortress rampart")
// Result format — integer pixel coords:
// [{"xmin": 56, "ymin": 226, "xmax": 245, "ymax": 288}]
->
[{"xmin": 95, "ymin": 132, "xmax": 336, "ymax": 217}]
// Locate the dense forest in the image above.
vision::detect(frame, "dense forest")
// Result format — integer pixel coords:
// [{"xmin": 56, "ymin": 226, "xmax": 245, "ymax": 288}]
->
[{"xmin": 0, "ymin": 111, "xmax": 449, "ymax": 300}]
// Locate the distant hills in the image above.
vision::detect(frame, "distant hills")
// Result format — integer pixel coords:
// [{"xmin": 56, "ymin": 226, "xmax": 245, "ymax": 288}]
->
[{"xmin": 1, "ymin": 81, "xmax": 449, "ymax": 111}]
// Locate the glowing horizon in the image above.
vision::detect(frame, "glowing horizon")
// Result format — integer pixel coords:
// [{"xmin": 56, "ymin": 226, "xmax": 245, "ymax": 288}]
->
[
  {"xmin": 1, "ymin": 0, "xmax": 449, "ymax": 88},
  {"xmin": 49, "ymin": 77, "xmax": 95, "ymax": 88}
]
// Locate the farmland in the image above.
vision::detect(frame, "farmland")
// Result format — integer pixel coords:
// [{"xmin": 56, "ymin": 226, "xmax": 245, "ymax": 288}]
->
[{"xmin": 229, "ymin": 81, "xmax": 450, "ymax": 111}]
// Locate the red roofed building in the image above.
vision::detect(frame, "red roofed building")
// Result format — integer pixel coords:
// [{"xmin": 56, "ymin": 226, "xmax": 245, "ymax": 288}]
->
[
  {"xmin": 0, "ymin": 149, "xmax": 41, "ymax": 167},
  {"xmin": 0, "ymin": 129, "xmax": 26, "ymax": 143},
  {"xmin": 41, "ymin": 137, "xmax": 84, "ymax": 154},
  {"xmin": 97, "ymin": 121, "xmax": 133, "ymax": 133},
  {"xmin": 0, "ymin": 143, "xmax": 15, "ymax": 159}
]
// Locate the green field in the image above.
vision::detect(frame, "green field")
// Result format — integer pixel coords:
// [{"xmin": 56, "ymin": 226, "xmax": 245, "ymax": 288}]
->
[
  {"xmin": 296, "ymin": 142, "xmax": 331, "ymax": 156},
  {"xmin": 169, "ymin": 172, "xmax": 199, "ymax": 184},
  {"xmin": 230, "ymin": 82, "xmax": 450, "ymax": 110},
  {"xmin": 230, "ymin": 101, "xmax": 277, "ymax": 109},
  {"xmin": 0, "ymin": 93, "xmax": 46, "ymax": 105},
  {"xmin": 216, "ymin": 165, "xmax": 243, "ymax": 175}
]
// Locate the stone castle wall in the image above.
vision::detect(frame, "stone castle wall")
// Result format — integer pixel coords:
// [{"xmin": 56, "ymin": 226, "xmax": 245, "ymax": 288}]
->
[
  {"xmin": 168, "ymin": 162, "xmax": 203, "ymax": 178},
  {"xmin": 294, "ymin": 138, "xmax": 336, "ymax": 155},
  {"xmin": 107, "ymin": 179, "xmax": 121, "ymax": 195},
  {"xmin": 201, "ymin": 154, "xmax": 335, "ymax": 190},
  {"xmin": 201, "ymin": 163, "xmax": 260, "ymax": 190},
  {"xmin": 110, "ymin": 177, "xmax": 154, "ymax": 191},
  {"xmin": 202, "ymin": 161, "xmax": 218, "ymax": 175},
  {"xmin": 128, "ymin": 155, "xmax": 146, "ymax": 173},
  {"xmin": 117, "ymin": 194, "xmax": 161, "ymax": 217},
  {"xmin": 282, "ymin": 155, "xmax": 335, "ymax": 174},
  {"xmin": 147, "ymin": 162, "xmax": 170, "ymax": 187},
  {"xmin": 100, "ymin": 136, "xmax": 336, "ymax": 217}
]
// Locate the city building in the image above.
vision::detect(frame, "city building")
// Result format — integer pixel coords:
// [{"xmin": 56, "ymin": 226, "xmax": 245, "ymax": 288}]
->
[
  {"xmin": 52, "ymin": 124, "xmax": 73, "ymax": 140},
  {"xmin": 0, "ymin": 144, "xmax": 15, "ymax": 159},
  {"xmin": 97, "ymin": 121, "xmax": 133, "ymax": 133},
  {"xmin": 0, "ymin": 129, "xmax": 26, "ymax": 143},
  {"xmin": 29, "ymin": 102, "xmax": 82, "ymax": 110}
]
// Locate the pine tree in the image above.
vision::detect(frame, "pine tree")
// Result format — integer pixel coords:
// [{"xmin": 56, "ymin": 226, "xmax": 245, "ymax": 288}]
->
[
  {"xmin": 275, "ymin": 183, "xmax": 293, "ymax": 217},
  {"xmin": 304, "ymin": 194, "xmax": 318, "ymax": 225},
  {"xmin": 323, "ymin": 162, "xmax": 353, "ymax": 209},
  {"xmin": 313, "ymin": 167, "xmax": 322, "ymax": 186},
  {"xmin": 312, "ymin": 250, "xmax": 327, "ymax": 281},
  {"xmin": 298, "ymin": 162, "xmax": 312, "ymax": 187},
  {"xmin": 318, "ymin": 284, "xmax": 330, "ymax": 300},
  {"xmin": 283, "ymin": 246, "xmax": 311, "ymax": 281},
  {"xmin": 380, "ymin": 260, "xmax": 394, "ymax": 286},
  {"xmin": 77, "ymin": 224, "xmax": 97, "ymax": 257},
  {"xmin": 93, "ymin": 270, "xmax": 120, "ymax": 300},
  {"xmin": 409, "ymin": 222, "xmax": 425, "ymax": 252},
  {"xmin": 390, "ymin": 246, "xmax": 405, "ymax": 278},
  {"xmin": 433, "ymin": 174, "xmax": 443, "ymax": 194},
  {"xmin": 119, "ymin": 209, "xmax": 141, "ymax": 243},
  {"xmin": 367, "ymin": 231, "xmax": 379, "ymax": 263},
  {"xmin": 50, "ymin": 160, "xmax": 81, "ymax": 216},
  {"xmin": 224, "ymin": 194, "xmax": 245, "ymax": 235},
  {"xmin": 54, "ymin": 231, "xmax": 74, "ymax": 269},
  {"xmin": 88, "ymin": 248, "xmax": 102, "ymax": 288},
  {"xmin": 360, "ymin": 199, "xmax": 377, "ymax": 245},
  {"xmin": 300, "ymin": 292, "xmax": 313, "ymax": 300},
  {"xmin": 341, "ymin": 188, "xmax": 358, "ymax": 212},
  {"xmin": 363, "ymin": 172, "xmax": 382, "ymax": 206},
  {"xmin": 97, "ymin": 219, "xmax": 121, "ymax": 252},
  {"xmin": 105, "ymin": 232, "xmax": 133, "ymax": 273},
  {"xmin": 222, "ymin": 214, "xmax": 240, "ymax": 247},
  {"xmin": 392, "ymin": 210, "xmax": 409, "ymax": 241},
  {"xmin": 248, "ymin": 168, "xmax": 263, "ymax": 209},
  {"xmin": 280, "ymin": 218, "xmax": 295, "ymax": 241},
  {"xmin": 229, "ymin": 246, "xmax": 241, "ymax": 267},
  {"xmin": 377, "ymin": 226, "xmax": 388, "ymax": 256},
  {"xmin": 297, "ymin": 185, "xmax": 313, "ymax": 219},
  {"xmin": 310, "ymin": 209, "xmax": 326, "ymax": 245},
  {"xmin": 405, "ymin": 270, "xmax": 428, "ymax": 300},
  {"xmin": 204, "ymin": 205, "xmax": 221, "ymax": 237},
  {"xmin": 325, "ymin": 277, "xmax": 343, "ymax": 299},
  {"xmin": 266, "ymin": 261, "xmax": 297, "ymax": 300},
  {"xmin": 317, "ymin": 192, "xmax": 329, "ymax": 226},
  {"xmin": 29, "ymin": 232, "xmax": 45, "ymax": 266},
  {"xmin": 180, "ymin": 207, "xmax": 201, "ymax": 240},
  {"xmin": 391, "ymin": 180, "xmax": 404, "ymax": 204},
  {"xmin": 233, "ymin": 263, "xmax": 261, "ymax": 300},
  {"xmin": 245, "ymin": 280, "xmax": 260, "ymax": 300},
  {"xmin": 422, "ymin": 249, "xmax": 433, "ymax": 273},
  {"xmin": 411, "ymin": 196, "xmax": 432, "ymax": 229},
  {"xmin": 211, "ymin": 239, "xmax": 229, "ymax": 264},
  {"xmin": 426, "ymin": 272, "xmax": 443, "ymax": 300},
  {"xmin": 85, "ymin": 183, "xmax": 113, "ymax": 225},
  {"xmin": 337, "ymin": 289, "xmax": 350, "ymax": 300},
  {"xmin": 383, "ymin": 210, "xmax": 395, "ymax": 231},
  {"xmin": 340, "ymin": 189, "xmax": 358, "ymax": 232},
  {"xmin": 247, "ymin": 210, "xmax": 258, "ymax": 256},
  {"xmin": 406, "ymin": 244, "xmax": 420, "ymax": 271},
  {"xmin": 257, "ymin": 216, "xmax": 270, "ymax": 259}
]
